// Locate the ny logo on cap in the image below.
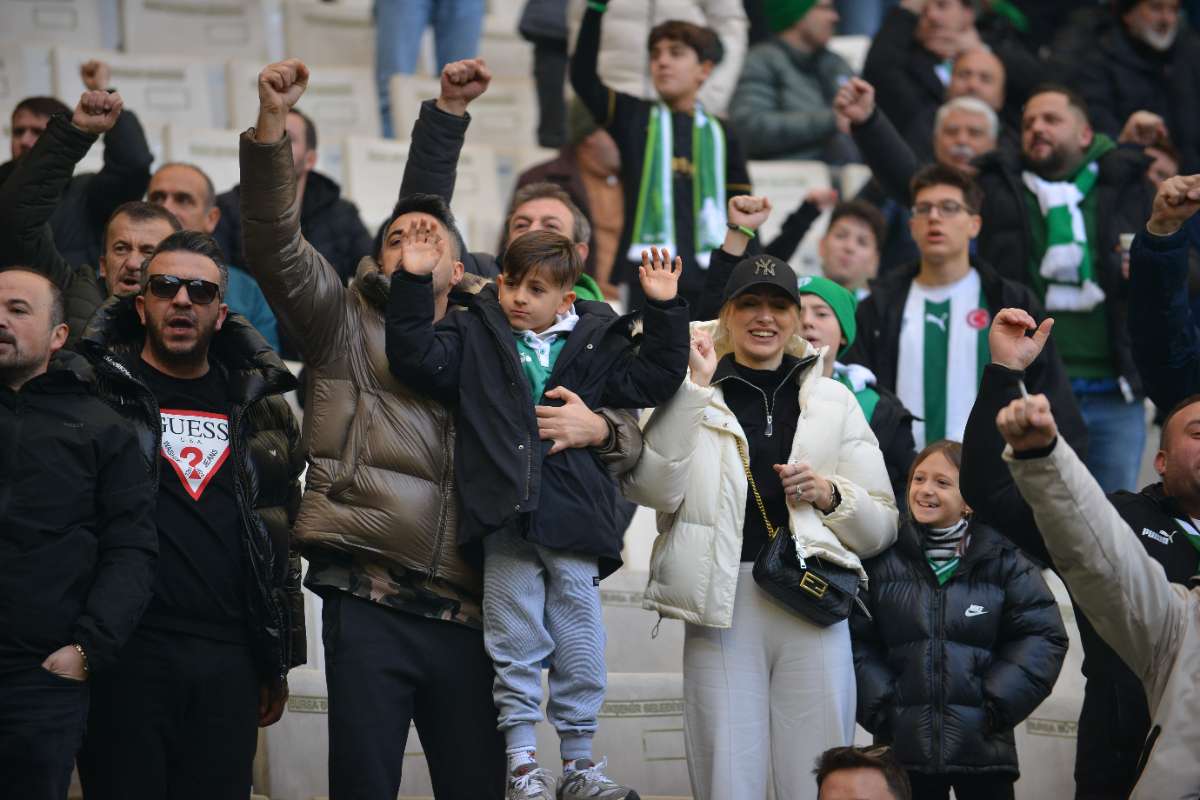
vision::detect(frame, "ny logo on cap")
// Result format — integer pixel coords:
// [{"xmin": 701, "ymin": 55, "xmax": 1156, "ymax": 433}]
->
[{"xmin": 754, "ymin": 258, "xmax": 776, "ymax": 276}]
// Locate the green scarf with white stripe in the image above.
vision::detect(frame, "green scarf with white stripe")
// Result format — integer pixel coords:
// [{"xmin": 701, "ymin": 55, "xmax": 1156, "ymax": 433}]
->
[
  {"xmin": 1021, "ymin": 135, "xmax": 1115, "ymax": 312},
  {"xmin": 629, "ymin": 103, "xmax": 726, "ymax": 268}
]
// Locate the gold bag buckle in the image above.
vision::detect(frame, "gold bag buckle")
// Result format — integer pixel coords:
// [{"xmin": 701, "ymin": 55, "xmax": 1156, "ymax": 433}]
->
[{"xmin": 799, "ymin": 570, "xmax": 828, "ymax": 598}]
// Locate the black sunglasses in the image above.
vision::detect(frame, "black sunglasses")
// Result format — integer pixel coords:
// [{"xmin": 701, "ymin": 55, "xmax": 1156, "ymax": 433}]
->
[{"xmin": 144, "ymin": 274, "xmax": 221, "ymax": 305}]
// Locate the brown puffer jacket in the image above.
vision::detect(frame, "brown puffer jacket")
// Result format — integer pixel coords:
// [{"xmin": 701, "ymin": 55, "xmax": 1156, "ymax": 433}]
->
[{"xmin": 238, "ymin": 130, "xmax": 642, "ymax": 598}]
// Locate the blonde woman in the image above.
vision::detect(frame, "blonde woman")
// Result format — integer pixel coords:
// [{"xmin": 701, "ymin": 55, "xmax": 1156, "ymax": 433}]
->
[{"xmin": 623, "ymin": 254, "xmax": 898, "ymax": 800}]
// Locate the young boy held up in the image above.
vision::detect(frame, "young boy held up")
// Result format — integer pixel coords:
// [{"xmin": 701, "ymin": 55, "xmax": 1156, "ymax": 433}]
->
[
  {"xmin": 385, "ymin": 217, "xmax": 691, "ymax": 799},
  {"xmin": 570, "ymin": 0, "xmax": 751, "ymax": 315}
]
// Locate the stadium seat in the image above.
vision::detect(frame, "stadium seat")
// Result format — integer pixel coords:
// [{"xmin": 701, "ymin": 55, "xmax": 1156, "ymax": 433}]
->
[
  {"xmin": 0, "ymin": 0, "xmax": 105, "ymax": 50},
  {"xmin": 388, "ymin": 74, "xmax": 538, "ymax": 153},
  {"xmin": 840, "ymin": 162, "xmax": 874, "ymax": 198},
  {"xmin": 283, "ymin": 0, "xmax": 375, "ymax": 69},
  {"xmin": 52, "ymin": 48, "xmax": 222, "ymax": 130},
  {"xmin": 342, "ymin": 135, "xmax": 411, "ymax": 234},
  {"xmin": 121, "ymin": 0, "xmax": 272, "ymax": 63},
  {"xmin": 747, "ymin": 159, "xmax": 833, "ymax": 276},
  {"xmin": 162, "ymin": 125, "xmax": 243, "ymax": 195},
  {"xmin": 829, "ymin": 34, "xmax": 871, "ymax": 74},
  {"xmin": 227, "ymin": 61, "xmax": 380, "ymax": 140}
]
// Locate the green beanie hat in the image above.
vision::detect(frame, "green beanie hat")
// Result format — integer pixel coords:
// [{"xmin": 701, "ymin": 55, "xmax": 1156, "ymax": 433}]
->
[
  {"xmin": 766, "ymin": 0, "xmax": 818, "ymax": 33},
  {"xmin": 797, "ymin": 274, "xmax": 857, "ymax": 356}
]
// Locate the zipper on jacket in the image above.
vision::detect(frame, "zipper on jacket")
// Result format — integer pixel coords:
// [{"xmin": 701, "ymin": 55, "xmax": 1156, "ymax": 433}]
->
[
  {"xmin": 713, "ymin": 359, "xmax": 805, "ymax": 438},
  {"xmin": 427, "ymin": 419, "xmax": 457, "ymax": 579},
  {"xmin": 480, "ymin": 308, "xmax": 536, "ymax": 502}
]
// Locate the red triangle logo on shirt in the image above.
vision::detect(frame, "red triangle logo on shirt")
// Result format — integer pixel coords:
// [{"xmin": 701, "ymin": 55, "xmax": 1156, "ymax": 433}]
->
[{"xmin": 159, "ymin": 409, "xmax": 231, "ymax": 501}]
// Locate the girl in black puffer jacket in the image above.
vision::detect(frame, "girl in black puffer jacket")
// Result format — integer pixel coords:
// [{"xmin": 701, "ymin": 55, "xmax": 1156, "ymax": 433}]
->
[{"xmin": 851, "ymin": 440, "xmax": 1068, "ymax": 800}]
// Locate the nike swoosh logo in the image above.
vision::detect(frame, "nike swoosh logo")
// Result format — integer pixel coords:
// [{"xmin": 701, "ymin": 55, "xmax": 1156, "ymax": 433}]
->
[{"xmin": 965, "ymin": 608, "xmax": 988, "ymax": 618}]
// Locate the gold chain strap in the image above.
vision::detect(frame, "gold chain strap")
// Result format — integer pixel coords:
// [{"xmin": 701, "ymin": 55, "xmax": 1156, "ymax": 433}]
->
[{"xmin": 734, "ymin": 438, "xmax": 780, "ymax": 541}]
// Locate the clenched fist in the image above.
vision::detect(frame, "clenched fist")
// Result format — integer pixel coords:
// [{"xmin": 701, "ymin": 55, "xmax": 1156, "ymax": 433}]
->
[
  {"xmin": 255, "ymin": 59, "xmax": 309, "ymax": 143},
  {"xmin": 437, "ymin": 59, "xmax": 493, "ymax": 117},
  {"xmin": 72, "ymin": 90, "xmax": 123, "ymax": 135},
  {"xmin": 80, "ymin": 60, "xmax": 111, "ymax": 91}
]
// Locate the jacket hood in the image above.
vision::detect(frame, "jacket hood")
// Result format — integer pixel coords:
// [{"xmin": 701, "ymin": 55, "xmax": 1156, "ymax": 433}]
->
[
  {"xmin": 80, "ymin": 294, "xmax": 297, "ymax": 399},
  {"xmin": 302, "ymin": 170, "xmax": 344, "ymax": 214}
]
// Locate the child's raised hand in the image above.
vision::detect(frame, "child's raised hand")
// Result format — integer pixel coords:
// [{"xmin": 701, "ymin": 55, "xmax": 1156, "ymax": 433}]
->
[
  {"xmin": 638, "ymin": 247, "xmax": 682, "ymax": 302},
  {"xmin": 398, "ymin": 219, "xmax": 444, "ymax": 276}
]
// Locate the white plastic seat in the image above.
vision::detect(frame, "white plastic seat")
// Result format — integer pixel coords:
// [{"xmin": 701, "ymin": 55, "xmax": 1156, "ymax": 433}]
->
[{"xmin": 121, "ymin": 0, "xmax": 271, "ymax": 62}]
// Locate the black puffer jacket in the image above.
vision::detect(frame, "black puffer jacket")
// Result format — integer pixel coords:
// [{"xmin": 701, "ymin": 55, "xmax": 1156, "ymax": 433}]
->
[
  {"xmin": 0, "ymin": 109, "xmax": 151, "ymax": 270},
  {"xmin": 852, "ymin": 520, "xmax": 1068, "ymax": 776},
  {"xmin": 1073, "ymin": 24, "xmax": 1200, "ymax": 173},
  {"xmin": 214, "ymin": 171, "xmax": 373, "ymax": 284},
  {"xmin": 973, "ymin": 142, "xmax": 1154, "ymax": 395},
  {"xmin": 80, "ymin": 298, "xmax": 306, "ymax": 680},
  {"xmin": 385, "ymin": 270, "xmax": 689, "ymax": 575}
]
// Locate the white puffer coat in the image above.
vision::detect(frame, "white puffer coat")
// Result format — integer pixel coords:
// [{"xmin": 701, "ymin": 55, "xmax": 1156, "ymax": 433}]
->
[
  {"xmin": 566, "ymin": 0, "xmax": 748, "ymax": 116},
  {"xmin": 623, "ymin": 320, "xmax": 898, "ymax": 628}
]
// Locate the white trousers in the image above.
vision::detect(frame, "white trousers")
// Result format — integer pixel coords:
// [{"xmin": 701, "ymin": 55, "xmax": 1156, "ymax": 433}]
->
[{"xmin": 683, "ymin": 564, "xmax": 856, "ymax": 800}]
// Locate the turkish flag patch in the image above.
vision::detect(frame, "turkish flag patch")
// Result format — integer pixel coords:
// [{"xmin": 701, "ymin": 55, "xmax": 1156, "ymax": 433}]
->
[
  {"xmin": 966, "ymin": 308, "xmax": 991, "ymax": 330},
  {"xmin": 159, "ymin": 409, "xmax": 231, "ymax": 501}
]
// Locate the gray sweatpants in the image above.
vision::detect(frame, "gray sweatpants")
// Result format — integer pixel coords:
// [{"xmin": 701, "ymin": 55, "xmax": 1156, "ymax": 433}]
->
[{"xmin": 482, "ymin": 529, "xmax": 606, "ymax": 762}]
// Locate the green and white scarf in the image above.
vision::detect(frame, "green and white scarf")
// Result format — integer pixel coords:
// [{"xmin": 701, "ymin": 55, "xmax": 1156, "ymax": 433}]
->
[
  {"xmin": 628, "ymin": 103, "xmax": 726, "ymax": 268},
  {"xmin": 1022, "ymin": 162, "xmax": 1106, "ymax": 312}
]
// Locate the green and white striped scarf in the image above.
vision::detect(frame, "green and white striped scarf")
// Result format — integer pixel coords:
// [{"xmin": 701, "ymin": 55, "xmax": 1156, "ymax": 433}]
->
[
  {"xmin": 924, "ymin": 518, "xmax": 969, "ymax": 586},
  {"xmin": 628, "ymin": 103, "xmax": 726, "ymax": 268},
  {"xmin": 1021, "ymin": 162, "xmax": 1106, "ymax": 312}
]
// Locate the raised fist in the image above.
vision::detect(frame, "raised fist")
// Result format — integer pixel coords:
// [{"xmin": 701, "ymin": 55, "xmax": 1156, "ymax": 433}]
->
[
  {"xmin": 258, "ymin": 59, "xmax": 310, "ymax": 116},
  {"xmin": 1147, "ymin": 174, "xmax": 1200, "ymax": 237},
  {"xmin": 833, "ymin": 78, "xmax": 876, "ymax": 127},
  {"xmin": 1120, "ymin": 110, "xmax": 1168, "ymax": 147},
  {"xmin": 727, "ymin": 195, "xmax": 773, "ymax": 232},
  {"xmin": 437, "ymin": 59, "xmax": 493, "ymax": 117},
  {"xmin": 80, "ymin": 60, "xmax": 111, "ymax": 91},
  {"xmin": 72, "ymin": 90, "xmax": 123, "ymax": 135},
  {"xmin": 996, "ymin": 394, "xmax": 1059, "ymax": 454},
  {"xmin": 804, "ymin": 187, "xmax": 840, "ymax": 212}
]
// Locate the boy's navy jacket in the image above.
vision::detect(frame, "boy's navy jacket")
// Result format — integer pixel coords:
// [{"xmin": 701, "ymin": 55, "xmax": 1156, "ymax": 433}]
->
[{"xmin": 385, "ymin": 270, "xmax": 690, "ymax": 575}]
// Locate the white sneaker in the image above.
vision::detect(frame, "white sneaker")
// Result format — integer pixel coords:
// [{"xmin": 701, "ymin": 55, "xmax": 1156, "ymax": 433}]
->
[
  {"xmin": 508, "ymin": 762, "xmax": 558, "ymax": 799},
  {"xmin": 557, "ymin": 758, "xmax": 641, "ymax": 799}
]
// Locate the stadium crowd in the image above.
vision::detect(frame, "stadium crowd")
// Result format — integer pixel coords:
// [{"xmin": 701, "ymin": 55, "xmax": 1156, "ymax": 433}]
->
[{"xmin": 4, "ymin": 1, "xmax": 1200, "ymax": 799}]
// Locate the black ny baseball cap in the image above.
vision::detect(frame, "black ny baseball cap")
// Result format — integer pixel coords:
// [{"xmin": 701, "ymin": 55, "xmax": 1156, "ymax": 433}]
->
[{"xmin": 721, "ymin": 254, "xmax": 801, "ymax": 306}]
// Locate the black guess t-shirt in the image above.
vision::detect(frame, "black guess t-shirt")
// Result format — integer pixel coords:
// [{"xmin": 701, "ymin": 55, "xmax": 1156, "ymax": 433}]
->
[{"xmin": 137, "ymin": 360, "xmax": 247, "ymax": 642}]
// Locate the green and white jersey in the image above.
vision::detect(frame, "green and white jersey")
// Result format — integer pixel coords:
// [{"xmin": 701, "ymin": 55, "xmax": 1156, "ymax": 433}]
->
[{"xmin": 896, "ymin": 269, "xmax": 991, "ymax": 447}]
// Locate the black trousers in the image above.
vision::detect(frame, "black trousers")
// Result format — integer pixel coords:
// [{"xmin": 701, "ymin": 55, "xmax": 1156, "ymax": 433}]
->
[
  {"xmin": 322, "ymin": 592, "xmax": 505, "ymax": 800},
  {"xmin": 908, "ymin": 771, "xmax": 1015, "ymax": 800},
  {"xmin": 77, "ymin": 627, "xmax": 260, "ymax": 800},
  {"xmin": 0, "ymin": 666, "xmax": 89, "ymax": 800}
]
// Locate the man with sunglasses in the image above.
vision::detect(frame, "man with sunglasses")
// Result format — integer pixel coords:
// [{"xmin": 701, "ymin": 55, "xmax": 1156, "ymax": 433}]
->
[
  {"xmin": 73, "ymin": 230, "xmax": 306, "ymax": 800},
  {"xmin": 844, "ymin": 163, "xmax": 1082, "ymax": 450}
]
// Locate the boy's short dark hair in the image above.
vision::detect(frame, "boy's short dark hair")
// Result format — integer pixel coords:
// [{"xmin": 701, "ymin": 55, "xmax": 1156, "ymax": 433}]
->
[
  {"xmin": 377, "ymin": 193, "xmax": 466, "ymax": 262},
  {"xmin": 828, "ymin": 200, "xmax": 886, "ymax": 251},
  {"xmin": 813, "ymin": 746, "xmax": 911, "ymax": 800},
  {"xmin": 13, "ymin": 96, "xmax": 70, "ymax": 121},
  {"xmin": 648, "ymin": 20, "xmax": 724, "ymax": 66},
  {"xmin": 502, "ymin": 230, "xmax": 583, "ymax": 289},
  {"xmin": 909, "ymin": 163, "xmax": 985, "ymax": 212}
]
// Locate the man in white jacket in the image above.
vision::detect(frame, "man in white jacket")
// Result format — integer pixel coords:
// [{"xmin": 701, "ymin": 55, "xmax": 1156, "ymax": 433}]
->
[{"xmin": 1000, "ymin": 391, "xmax": 1200, "ymax": 797}]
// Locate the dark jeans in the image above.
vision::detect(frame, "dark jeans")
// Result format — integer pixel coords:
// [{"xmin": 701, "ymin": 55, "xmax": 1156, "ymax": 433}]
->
[
  {"xmin": 322, "ymin": 592, "xmax": 505, "ymax": 800},
  {"xmin": 0, "ymin": 666, "xmax": 89, "ymax": 800},
  {"xmin": 531, "ymin": 36, "xmax": 568, "ymax": 149},
  {"xmin": 77, "ymin": 627, "xmax": 259, "ymax": 800},
  {"xmin": 908, "ymin": 772, "xmax": 1015, "ymax": 800}
]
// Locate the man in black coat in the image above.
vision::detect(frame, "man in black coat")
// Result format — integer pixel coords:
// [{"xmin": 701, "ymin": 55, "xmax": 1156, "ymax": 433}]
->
[
  {"xmin": 843, "ymin": 163, "xmax": 1087, "ymax": 454},
  {"xmin": 1072, "ymin": 0, "xmax": 1200, "ymax": 174},
  {"xmin": 973, "ymin": 85, "xmax": 1155, "ymax": 494},
  {"xmin": 960, "ymin": 308, "xmax": 1200, "ymax": 799},
  {"xmin": 72, "ymin": 231, "xmax": 306, "ymax": 800},
  {"xmin": 0, "ymin": 60, "xmax": 153, "ymax": 270},
  {"xmin": 0, "ymin": 266, "xmax": 157, "ymax": 800},
  {"xmin": 213, "ymin": 108, "xmax": 373, "ymax": 286}
]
